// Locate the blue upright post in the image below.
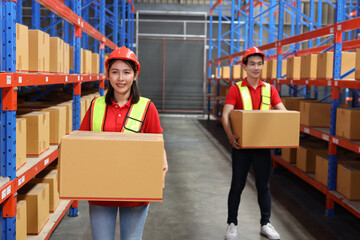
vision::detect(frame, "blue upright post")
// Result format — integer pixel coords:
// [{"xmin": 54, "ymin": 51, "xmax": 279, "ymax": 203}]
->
[
  {"xmin": 114, "ymin": 0, "xmax": 119, "ymax": 46},
  {"xmin": 99, "ymin": 0, "xmax": 105, "ymax": 96},
  {"xmin": 50, "ymin": 12, "xmax": 56, "ymax": 37},
  {"xmin": 64, "ymin": 0, "xmax": 70, "ymax": 43},
  {"xmin": 93, "ymin": 1, "xmax": 99, "ymax": 53},
  {"xmin": 127, "ymin": 1, "xmax": 131, "ymax": 48},
  {"xmin": 308, "ymin": 0, "xmax": 314, "ymax": 48},
  {"xmin": 82, "ymin": 4, "xmax": 89, "ymax": 49},
  {"xmin": 131, "ymin": 10, "xmax": 134, "ymax": 50},
  {"xmin": 208, "ymin": 0, "xmax": 214, "ymax": 119},
  {"xmin": 317, "ymin": 0, "xmax": 323, "ymax": 46},
  {"xmin": 236, "ymin": 1, "xmax": 241, "ymax": 51},
  {"xmin": 31, "ymin": 0, "xmax": 40, "ymax": 29},
  {"xmin": 295, "ymin": 0, "xmax": 301, "ymax": 51},
  {"xmin": 16, "ymin": 0, "xmax": 22, "ymax": 23},
  {"xmin": 269, "ymin": 0, "xmax": 276, "ymax": 55},
  {"xmin": 244, "ymin": 0, "xmax": 249, "ymax": 49},
  {"xmin": 327, "ymin": 0, "xmax": 345, "ymax": 217},
  {"xmin": 1, "ymin": 1, "xmax": 17, "ymax": 239},
  {"xmin": 121, "ymin": 0, "xmax": 126, "ymax": 47},
  {"xmin": 259, "ymin": 3, "xmax": 263, "ymax": 46},
  {"xmin": 276, "ymin": 0, "xmax": 285, "ymax": 81},
  {"xmin": 356, "ymin": 0, "xmax": 360, "ymax": 36},
  {"xmin": 248, "ymin": 0, "xmax": 254, "ymax": 48},
  {"xmin": 230, "ymin": 0, "xmax": 235, "ymax": 73}
]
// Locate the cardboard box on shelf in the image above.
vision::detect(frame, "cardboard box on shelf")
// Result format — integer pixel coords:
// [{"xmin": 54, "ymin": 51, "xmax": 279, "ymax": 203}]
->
[
  {"xmin": 232, "ymin": 65, "xmax": 241, "ymax": 79},
  {"xmin": 261, "ymin": 61, "xmax": 268, "ymax": 80},
  {"xmin": 336, "ymin": 108, "xmax": 360, "ymax": 140},
  {"xmin": 16, "ymin": 118, "xmax": 27, "ymax": 170},
  {"xmin": 57, "ymin": 102, "xmax": 73, "ymax": 135},
  {"xmin": 355, "ymin": 48, "xmax": 360, "ymax": 80},
  {"xmin": 17, "ymin": 111, "xmax": 50, "ymax": 157},
  {"xmin": 63, "ymin": 42, "xmax": 70, "ymax": 74},
  {"xmin": 337, "ymin": 163, "xmax": 360, "ymax": 200},
  {"xmin": 18, "ymin": 183, "xmax": 49, "ymax": 235},
  {"xmin": 82, "ymin": 49, "xmax": 92, "ymax": 74},
  {"xmin": 222, "ymin": 66, "xmax": 230, "ymax": 78},
  {"xmin": 212, "ymin": 104, "xmax": 224, "ymax": 116},
  {"xmin": 39, "ymin": 106, "xmax": 67, "ymax": 145},
  {"xmin": 59, "ymin": 131, "xmax": 164, "ymax": 201},
  {"xmin": 281, "ymin": 97, "xmax": 317, "ymax": 111},
  {"xmin": 267, "ymin": 60, "xmax": 277, "ymax": 79},
  {"xmin": 230, "ymin": 110, "xmax": 300, "ymax": 148},
  {"xmin": 286, "ymin": 57, "xmax": 301, "ymax": 80},
  {"xmin": 212, "ymin": 85, "xmax": 228, "ymax": 97},
  {"xmin": 50, "ymin": 37, "xmax": 64, "ymax": 73},
  {"xmin": 281, "ymin": 148, "xmax": 297, "ymax": 164},
  {"xmin": 16, "ymin": 23, "xmax": 29, "ymax": 72},
  {"xmin": 300, "ymin": 102, "xmax": 331, "ymax": 127},
  {"xmin": 28, "ymin": 29, "xmax": 50, "ymax": 72},
  {"xmin": 296, "ymin": 146, "xmax": 328, "ymax": 173},
  {"xmin": 31, "ymin": 170, "xmax": 60, "ymax": 212},
  {"xmin": 16, "ymin": 200, "xmax": 27, "ymax": 240},
  {"xmin": 316, "ymin": 155, "xmax": 360, "ymax": 186},
  {"xmin": 92, "ymin": 53, "xmax": 100, "ymax": 74},
  {"xmin": 241, "ymin": 65, "xmax": 247, "ymax": 80},
  {"xmin": 317, "ymin": 52, "xmax": 355, "ymax": 80},
  {"xmin": 300, "ymin": 54, "xmax": 318, "ymax": 80}
]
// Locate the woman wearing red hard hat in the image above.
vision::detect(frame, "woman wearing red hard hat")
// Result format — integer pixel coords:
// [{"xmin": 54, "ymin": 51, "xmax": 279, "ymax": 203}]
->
[
  {"xmin": 222, "ymin": 46, "xmax": 286, "ymax": 240},
  {"xmin": 79, "ymin": 46, "xmax": 168, "ymax": 240}
]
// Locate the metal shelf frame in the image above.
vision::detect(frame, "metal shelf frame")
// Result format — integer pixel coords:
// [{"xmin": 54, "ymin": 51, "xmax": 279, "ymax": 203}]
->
[
  {"xmin": 0, "ymin": 1, "xmax": 134, "ymax": 239},
  {"xmin": 208, "ymin": 0, "xmax": 360, "ymax": 219}
]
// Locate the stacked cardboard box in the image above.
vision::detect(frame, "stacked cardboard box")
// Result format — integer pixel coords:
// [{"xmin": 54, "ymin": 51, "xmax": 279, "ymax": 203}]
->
[
  {"xmin": 241, "ymin": 65, "xmax": 247, "ymax": 80},
  {"xmin": 336, "ymin": 108, "xmax": 360, "ymax": 140},
  {"xmin": 82, "ymin": 49, "xmax": 92, "ymax": 74},
  {"xmin": 16, "ymin": 200, "xmax": 27, "ymax": 240},
  {"xmin": 300, "ymin": 54, "xmax": 318, "ymax": 79},
  {"xmin": 317, "ymin": 52, "xmax": 355, "ymax": 80},
  {"xmin": 296, "ymin": 145, "xmax": 328, "ymax": 173},
  {"xmin": 213, "ymin": 85, "xmax": 228, "ymax": 97},
  {"xmin": 92, "ymin": 53, "xmax": 100, "ymax": 74},
  {"xmin": 337, "ymin": 163, "xmax": 360, "ymax": 200},
  {"xmin": 16, "ymin": 23, "xmax": 29, "ymax": 72},
  {"xmin": 281, "ymin": 97, "xmax": 317, "ymax": 111},
  {"xmin": 286, "ymin": 57, "xmax": 301, "ymax": 80},
  {"xmin": 232, "ymin": 65, "xmax": 241, "ymax": 79},
  {"xmin": 261, "ymin": 61, "xmax": 268, "ymax": 80},
  {"xmin": 355, "ymin": 48, "xmax": 360, "ymax": 80},
  {"xmin": 300, "ymin": 102, "xmax": 331, "ymax": 127},
  {"xmin": 16, "ymin": 118, "xmax": 27, "ymax": 170},
  {"xmin": 39, "ymin": 106, "xmax": 67, "ymax": 145},
  {"xmin": 63, "ymin": 43, "xmax": 70, "ymax": 74},
  {"xmin": 50, "ymin": 37, "xmax": 64, "ymax": 73},
  {"xmin": 222, "ymin": 66, "xmax": 230, "ymax": 78},
  {"xmin": 28, "ymin": 29, "xmax": 50, "ymax": 72}
]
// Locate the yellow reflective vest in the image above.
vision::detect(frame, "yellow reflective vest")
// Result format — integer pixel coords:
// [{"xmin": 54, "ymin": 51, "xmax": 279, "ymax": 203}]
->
[
  {"xmin": 89, "ymin": 96, "xmax": 151, "ymax": 132},
  {"xmin": 235, "ymin": 81, "xmax": 271, "ymax": 110}
]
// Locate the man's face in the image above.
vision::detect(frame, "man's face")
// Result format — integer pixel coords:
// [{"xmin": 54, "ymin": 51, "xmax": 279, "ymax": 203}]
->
[{"xmin": 244, "ymin": 55, "xmax": 263, "ymax": 79}]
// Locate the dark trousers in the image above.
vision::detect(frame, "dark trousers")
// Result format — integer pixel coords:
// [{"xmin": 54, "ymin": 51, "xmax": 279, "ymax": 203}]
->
[{"xmin": 227, "ymin": 148, "xmax": 272, "ymax": 226}]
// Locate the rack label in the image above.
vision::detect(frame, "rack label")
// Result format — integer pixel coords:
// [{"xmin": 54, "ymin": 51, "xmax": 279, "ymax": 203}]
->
[
  {"xmin": 46, "ymin": 77, "xmax": 48, "ymax": 82},
  {"xmin": 337, "ymin": 25, "xmax": 342, "ymax": 31},
  {"xmin": 358, "ymin": 147, "xmax": 360, "ymax": 153},
  {"xmin": 65, "ymin": 76, "xmax": 68, "ymax": 82},
  {"xmin": 304, "ymin": 128, "xmax": 310, "ymax": 134},
  {"xmin": 78, "ymin": 76, "xmax": 80, "ymax": 81},
  {"xmin": 44, "ymin": 158, "xmax": 49, "ymax": 166},
  {"xmin": 1, "ymin": 186, "xmax": 11, "ymax": 200},
  {"xmin": 18, "ymin": 176, "xmax": 25, "ymax": 187},
  {"xmin": 306, "ymin": 80, "xmax": 309, "ymax": 84},
  {"xmin": 18, "ymin": 77, "xmax": 22, "ymax": 84},
  {"xmin": 90, "ymin": 76, "xmax": 92, "ymax": 80},
  {"xmin": 328, "ymin": 81, "xmax": 331, "ymax": 86},
  {"xmin": 334, "ymin": 81, "xmax": 338, "ymax": 86},
  {"xmin": 7, "ymin": 75, "xmax": 11, "ymax": 85},
  {"xmin": 333, "ymin": 138, "xmax": 339, "ymax": 144},
  {"xmin": 330, "ymin": 27, "xmax": 334, "ymax": 33},
  {"xmin": 322, "ymin": 134, "xmax": 329, "ymax": 141}
]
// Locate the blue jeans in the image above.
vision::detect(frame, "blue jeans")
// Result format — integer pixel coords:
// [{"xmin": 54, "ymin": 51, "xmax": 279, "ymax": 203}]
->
[
  {"xmin": 89, "ymin": 204, "xmax": 149, "ymax": 240},
  {"xmin": 227, "ymin": 148, "xmax": 272, "ymax": 226}
]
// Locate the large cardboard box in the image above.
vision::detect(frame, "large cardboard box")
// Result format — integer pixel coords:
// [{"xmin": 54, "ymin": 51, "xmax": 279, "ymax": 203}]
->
[
  {"xmin": 39, "ymin": 106, "xmax": 67, "ymax": 145},
  {"xmin": 267, "ymin": 60, "xmax": 277, "ymax": 79},
  {"xmin": 222, "ymin": 66, "xmax": 230, "ymax": 78},
  {"xmin": 300, "ymin": 54, "xmax": 318, "ymax": 79},
  {"xmin": 337, "ymin": 163, "xmax": 360, "ymax": 200},
  {"xmin": 286, "ymin": 57, "xmax": 301, "ymax": 80},
  {"xmin": 16, "ymin": 23, "xmax": 29, "ymax": 72},
  {"xmin": 17, "ymin": 111, "xmax": 50, "ymax": 157},
  {"xmin": 63, "ymin": 42, "xmax": 70, "ymax": 74},
  {"xmin": 300, "ymin": 102, "xmax": 331, "ymax": 127},
  {"xmin": 230, "ymin": 110, "xmax": 300, "ymax": 148},
  {"xmin": 296, "ymin": 146, "xmax": 328, "ymax": 173},
  {"xmin": 281, "ymin": 97, "xmax": 317, "ymax": 111},
  {"xmin": 50, "ymin": 37, "xmax": 64, "ymax": 73},
  {"xmin": 28, "ymin": 29, "xmax": 50, "ymax": 72},
  {"xmin": 18, "ymin": 183, "xmax": 49, "ymax": 235},
  {"xmin": 16, "ymin": 200, "xmax": 27, "ymax": 240},
  {"xmin": 316, "ymin": 155, "xmax": 360, "ymax": 186},
  {"xmin": 16, "ymin": 118, "xmax": 27, "ymax": 170},
  {"xmin": 31, "ymin": 170, "xmax": 60, "ymax": 212},
  {"xmin": 59, "ymin": 131, "xmax": 164, "ymax": 201},
  {"xmin": 92, "ymin": 53, "xmax": 100, "ymax": 74},
  {"xmin": 232, "ymin": 65, "xmax": 241, "ymax": 79},
  {"xmin": 213, "ymin": 85, "xmax": 228, "ymax": 97},
  {"xmin": 70, "ymin": 47, "xmax": 84, "ymax": 72},
  {"xmin": 281, "ymin": 148, "xmax": 297, "ymax": 164},
  {"xmin": 215, "ymin": 67, "xmax": 222, "ymax": 78},
  {"xmin": 336, "ymin": 108, "xmax": 360, "ymax": 140},
  {"xmin": 317, "ymin": 52, "xmax": 355, "ymax": 80},
  {"xmin": 58, "ymin": 102, "xmax": 73, "ymax": 134},
  {"xmin": 82, "ymin": 49, "xmax": 92, "ymax": 74}
]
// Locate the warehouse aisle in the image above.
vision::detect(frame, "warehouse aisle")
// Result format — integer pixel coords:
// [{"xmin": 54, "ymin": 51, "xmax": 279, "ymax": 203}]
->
[{"xmin": 50, "ymin": 116, "xmax": 360, "ymax": 240}]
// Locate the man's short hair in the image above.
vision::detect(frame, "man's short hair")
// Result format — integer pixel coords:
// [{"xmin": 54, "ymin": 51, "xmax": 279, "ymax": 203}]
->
[{"xmin": 243, "ymin": 53, "xmax": 265, "ymax": 65}]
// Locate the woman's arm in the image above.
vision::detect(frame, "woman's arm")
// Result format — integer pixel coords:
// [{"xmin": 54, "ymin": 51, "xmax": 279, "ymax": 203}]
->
[{"xmin": 163, "ymin": 149, "xmax": 168, "ymax": 189}]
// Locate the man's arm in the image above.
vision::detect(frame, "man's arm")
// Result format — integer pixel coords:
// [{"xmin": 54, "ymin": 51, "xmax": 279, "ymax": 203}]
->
[
  {"xmin": 273, "ymin": 102, "xmax": 286, "ymax": 110},
  {"xmin": 222, "ymin": 104, "xmax": 240, "ymax": 149}
]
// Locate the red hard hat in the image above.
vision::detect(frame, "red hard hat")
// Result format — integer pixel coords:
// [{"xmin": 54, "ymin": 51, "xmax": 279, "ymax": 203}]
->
[
  {"xmin": 242, "ymin": 46, "xmax": 265, "ymax": 65},
  {"xmin": 105, "ymin": 46, "xmax": 141, "ymax": 74}
]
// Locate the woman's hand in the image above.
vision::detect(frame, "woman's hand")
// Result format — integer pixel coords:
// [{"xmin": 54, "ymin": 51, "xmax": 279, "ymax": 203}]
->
[{"xmin": 163, "ymin": 150, "xmax": 168, "ymax": 189}]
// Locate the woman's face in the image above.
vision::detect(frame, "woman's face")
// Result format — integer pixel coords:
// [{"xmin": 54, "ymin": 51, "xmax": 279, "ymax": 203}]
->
[{"xmin": 108, "ymin": 60, "xmax": 137, "ymax": 99}]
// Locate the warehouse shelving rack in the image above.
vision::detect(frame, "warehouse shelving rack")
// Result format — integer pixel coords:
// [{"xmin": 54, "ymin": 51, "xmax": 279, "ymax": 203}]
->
[
  {"xmin": 0, "ymin": 0, "xmax": 136, "ymax": 239},
  {"xmin": 208, "ymin": 0, "xmax": 358, "ymax": 119},
  {"xmin": 208, "ymin": 0, "xmax": 360, "ymax": 219}
]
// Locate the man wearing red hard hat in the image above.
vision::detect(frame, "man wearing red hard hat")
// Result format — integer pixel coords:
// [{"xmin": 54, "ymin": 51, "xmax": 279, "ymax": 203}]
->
[{"xmin": 222, "ymin": 46, "xmax": 286, "ymax": 240}]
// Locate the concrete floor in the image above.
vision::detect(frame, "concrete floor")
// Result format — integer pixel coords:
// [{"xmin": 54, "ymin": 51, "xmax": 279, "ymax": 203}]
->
[{"xmin": 50, "ymin": 115, "xmax": 360, "ymax": 240}]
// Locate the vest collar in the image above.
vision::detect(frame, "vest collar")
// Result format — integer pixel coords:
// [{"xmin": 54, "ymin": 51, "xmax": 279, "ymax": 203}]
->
[{"xmin": 242, "ymin": 78, "xmax": 265, "ymax": 90}]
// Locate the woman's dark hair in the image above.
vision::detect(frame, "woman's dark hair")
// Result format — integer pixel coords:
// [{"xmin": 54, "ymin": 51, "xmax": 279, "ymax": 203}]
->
[
  {"xmin": 243, "ymin": 53, "xmax": 264, "ymax": 65},
  {"xmin": 105, "ymin": 59, "xmax": 140, "ymax": 105}
]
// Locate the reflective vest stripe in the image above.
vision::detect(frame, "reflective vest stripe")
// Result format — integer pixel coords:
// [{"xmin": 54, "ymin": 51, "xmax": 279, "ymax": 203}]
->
[
  {"xmin": 90, "ymin": 96, "xmax": 151, "ymax": 133},
  {"xmin": 235, "ymin": 81, "xmax": 271, "ymax": 110},
  {"xmin": 122, "ymin": 97, "xmax": 151, "ymax": 133}
]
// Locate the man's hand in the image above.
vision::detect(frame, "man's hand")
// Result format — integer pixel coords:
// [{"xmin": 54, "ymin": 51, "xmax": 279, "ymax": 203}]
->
[{"xmin": 229, "ymin": 135, "xmax": 240, "ymax": 149}]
